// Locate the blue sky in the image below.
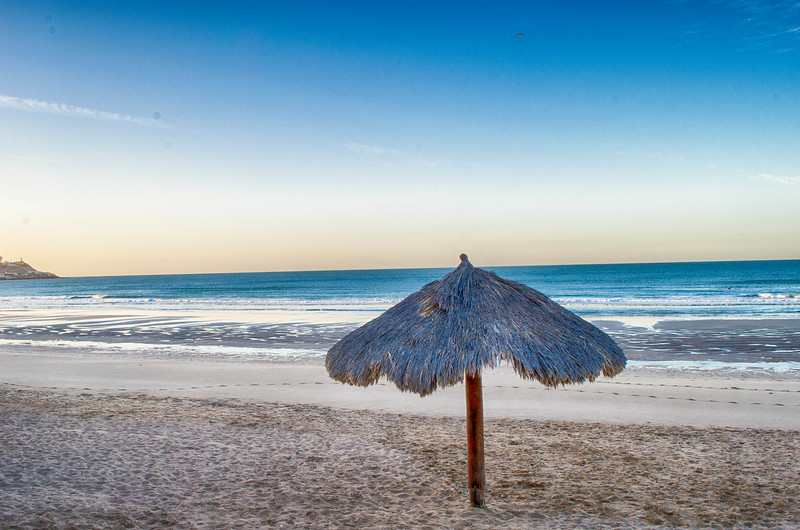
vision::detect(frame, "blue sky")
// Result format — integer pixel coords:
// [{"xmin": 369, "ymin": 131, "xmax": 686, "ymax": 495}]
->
[{"xmin": 1, "ymin": 0, "xmax": 798, "ymax": 275}]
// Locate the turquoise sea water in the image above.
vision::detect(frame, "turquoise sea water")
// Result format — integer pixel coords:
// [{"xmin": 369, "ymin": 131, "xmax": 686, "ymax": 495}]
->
[
  {"xmin": 1, "ymin": 260, "xmax": 798, "ymax": 318},
  {"xmin": 1, "ymin": 260, "xmax": 798, "ymax": 369}
]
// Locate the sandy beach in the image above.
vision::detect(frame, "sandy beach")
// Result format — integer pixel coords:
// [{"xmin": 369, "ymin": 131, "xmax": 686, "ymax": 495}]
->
[{"xmin": 2, "ymin": 345, "xmax": 800, "ymax": 528}]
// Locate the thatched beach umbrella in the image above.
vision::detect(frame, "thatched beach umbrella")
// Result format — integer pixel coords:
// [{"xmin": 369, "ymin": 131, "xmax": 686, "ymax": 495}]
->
[{"xmin": 326, "ymin": 254, "xmax": 626, "ymax": 507}]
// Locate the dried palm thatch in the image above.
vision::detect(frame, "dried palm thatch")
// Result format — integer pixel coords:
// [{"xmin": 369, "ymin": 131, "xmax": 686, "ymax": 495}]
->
[
  {"xmin": 326, "ymin": 254, "xmax": 625, "ymax": 396},
  {"xmin": 326, "ymin": 253, "xmax": 625, "ymax": 508}
]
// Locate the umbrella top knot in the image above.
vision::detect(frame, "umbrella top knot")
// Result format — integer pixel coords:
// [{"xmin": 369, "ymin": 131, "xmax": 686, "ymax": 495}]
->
[{"xmin": 459, "ymin": 253, "xmax": 469, "ymax": 263}]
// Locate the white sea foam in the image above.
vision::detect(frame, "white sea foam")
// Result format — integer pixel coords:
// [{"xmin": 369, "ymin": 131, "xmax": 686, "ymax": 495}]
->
[
  {"xmin": 559, "ymin": 295, "xmax": 800, "ymax": 308},
  {"xmin": 628, "ymin": 360, "xmax": 800, "ymax": 373},
  {"xmin": 0, "ymin": 295, "xmax": 402, "ymax": 312},
  {"xmin": 0, "ymin": 337, "xmax": 326, "ymax": 363},
  {"xmin": 588, "ymin": 313, "xmax": 800, "ymax": 331},
  {"xmin": 598, "ymin": 316, "xmax": 663, "ymax": 330},
  {"xmin": 2, "ymin": 290, "xmax": 798, "ymax": 321}
]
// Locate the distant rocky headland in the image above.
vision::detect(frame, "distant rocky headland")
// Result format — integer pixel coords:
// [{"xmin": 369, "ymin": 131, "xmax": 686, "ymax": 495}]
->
[{"xmin": 0, "ymin": 259, "xmax": 59, "ymax": 280}]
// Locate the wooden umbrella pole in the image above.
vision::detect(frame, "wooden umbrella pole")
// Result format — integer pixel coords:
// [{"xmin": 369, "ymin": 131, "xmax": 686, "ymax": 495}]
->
[{"xmin": 465, "ymin": 371, "xmax": 486, "ymax": 508}]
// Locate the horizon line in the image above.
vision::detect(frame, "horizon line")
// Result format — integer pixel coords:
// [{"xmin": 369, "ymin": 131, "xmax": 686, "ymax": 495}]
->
[{"xmin": 41, "ymin": 256, "xmax": 800, "ymax": 279}]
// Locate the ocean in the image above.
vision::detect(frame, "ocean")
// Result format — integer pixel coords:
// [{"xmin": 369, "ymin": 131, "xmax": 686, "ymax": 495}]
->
[{"xmin": 1, "ymin": 260, "xmax": 799, "ymax": 374}]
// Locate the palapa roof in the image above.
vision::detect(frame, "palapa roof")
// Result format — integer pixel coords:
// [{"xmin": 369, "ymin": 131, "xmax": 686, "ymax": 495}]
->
[{"xmin": 326, "ymin": 254, "xmax": 626, "ymax": 396}]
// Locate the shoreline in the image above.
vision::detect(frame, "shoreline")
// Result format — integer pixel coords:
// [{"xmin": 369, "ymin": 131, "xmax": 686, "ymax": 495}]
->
[
  {"xmin": 2, "ymin": 348, "xmax": 799, "ymax": 430},
  {"xmin": 2, "ymin": 309, "xmax": 799, "ymax": 366}
]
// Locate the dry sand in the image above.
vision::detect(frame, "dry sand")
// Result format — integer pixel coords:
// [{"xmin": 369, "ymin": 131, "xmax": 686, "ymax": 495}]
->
[{"xmin": 2, "ymin": 349, "xmax": 800, "ymax": 528}]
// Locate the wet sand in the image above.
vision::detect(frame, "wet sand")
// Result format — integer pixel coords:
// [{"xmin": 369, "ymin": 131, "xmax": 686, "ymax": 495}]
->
[
  {"xmin": 2, "ymin": 347, "xmax": 800, "ymax": 528},
  {"xmin": 4, "ymin": 310, "xmax": 800, "ymax": 366},
  {"xmin": 602, "ymin": 318, "xmax": 800, "ymax": 364}
]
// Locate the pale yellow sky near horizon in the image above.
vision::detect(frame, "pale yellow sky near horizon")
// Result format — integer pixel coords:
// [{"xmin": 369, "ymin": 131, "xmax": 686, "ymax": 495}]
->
[
  {"xmin": 3, "ymin": 160, "xmax": 798, "ymax": 277},
  {"xmin": 4, "ymin": 184, "xmax": 798, "ymax": 277},
  {"xmin": 3, "ymin": 160, "xmax": 799, "ymax": 277}
]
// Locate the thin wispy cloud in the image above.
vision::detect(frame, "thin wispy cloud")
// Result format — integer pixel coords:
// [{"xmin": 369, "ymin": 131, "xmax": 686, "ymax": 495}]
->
[
  {"xmin": 753, "ymin": 172, "xmax": 800, "ymax": 185},
  {"xmin": 0, "ymin": 95, "xmax": 160, "ymax": 126},
  {"xmin": 640, "ymin": 150, "xmax": 686, "ymax": 161},
  {"xmin": 0, "ymin": 152, "xmax": 67, "ymax": 165},
  {"xmin": 669, "ymin": 0, "xmax": 800, "ymax": 53},
  {"xmin": 342, "ymin": 141, "xmax": 454, "ymax": 170},
  {"xmin": 598, "ymin": 142, "xmax": 686, "ymax": 162},
  {"xmin": 344, "ymin": 142, "xmax": 393, "ymax": 156}
]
